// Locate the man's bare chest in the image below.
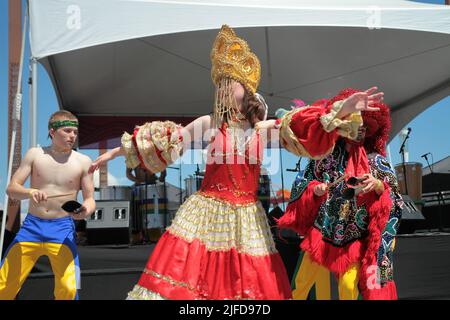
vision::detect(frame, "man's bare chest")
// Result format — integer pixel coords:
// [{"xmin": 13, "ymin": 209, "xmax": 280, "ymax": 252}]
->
[{"xmin": 32, "ymin": 155, "xmax": 83, "ymax": 187}]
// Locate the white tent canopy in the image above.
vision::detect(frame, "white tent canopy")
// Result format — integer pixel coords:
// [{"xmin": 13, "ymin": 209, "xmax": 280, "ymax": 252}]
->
[{"xmin": 28, "ymin": 0, "xmax": 450, "ymax": 146}]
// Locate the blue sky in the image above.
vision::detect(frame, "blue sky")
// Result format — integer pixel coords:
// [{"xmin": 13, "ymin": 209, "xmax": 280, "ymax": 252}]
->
[{"xmin": 1, "ymin": 0, "xmax": 449, "ymax": 211}]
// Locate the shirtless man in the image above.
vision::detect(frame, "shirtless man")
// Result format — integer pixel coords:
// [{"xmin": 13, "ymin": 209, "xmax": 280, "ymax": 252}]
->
[{"xmin": 0, "ymin": 110, "xmax": 95, "ymax": 300}]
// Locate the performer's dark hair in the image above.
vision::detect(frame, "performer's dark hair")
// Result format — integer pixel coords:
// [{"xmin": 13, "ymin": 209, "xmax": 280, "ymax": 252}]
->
[{"xmin": 243, "ymin": 92, "xmax": 266, "ymax": 127}]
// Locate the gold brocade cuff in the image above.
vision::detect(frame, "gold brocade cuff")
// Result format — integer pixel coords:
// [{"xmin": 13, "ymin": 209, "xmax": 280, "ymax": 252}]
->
[
  {"xmin": 320, "ymin": 100, "xmax": 363, "ymax": 140},
  {"xmin": 279, "ymin": 108, "xmax": 333, "ymax": 160},
  {"xmin": 123, "ymin": 121, "xmax": 183, "ymax": 174},
  {"xmin": 138, "ymin": 121, "xmax": 183, "ymax": 173},
  {"xmin": 121, "ymin": 131, "xmax": 140, "ymax": 169}
]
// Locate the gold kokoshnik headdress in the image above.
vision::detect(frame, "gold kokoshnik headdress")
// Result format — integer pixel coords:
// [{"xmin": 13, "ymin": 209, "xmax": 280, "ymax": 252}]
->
[
  {"xmin": 211, "ymin": 25, "xmax": 260, "ymax": 95},
  {"xmin": 211, "ymin": 25, "xmax": 261, "ymax": 126}
]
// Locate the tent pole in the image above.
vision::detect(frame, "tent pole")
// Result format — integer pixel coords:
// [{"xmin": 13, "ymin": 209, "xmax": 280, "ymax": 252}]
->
[{"xmin": 1, "ymin": 6, "xmax": 27, "ymax": 259}]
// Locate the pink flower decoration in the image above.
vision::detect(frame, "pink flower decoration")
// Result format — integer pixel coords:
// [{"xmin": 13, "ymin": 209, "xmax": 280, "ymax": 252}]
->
[{"xmin": 291, "ymin": 99, "xmax": 306, "ymax": 109}]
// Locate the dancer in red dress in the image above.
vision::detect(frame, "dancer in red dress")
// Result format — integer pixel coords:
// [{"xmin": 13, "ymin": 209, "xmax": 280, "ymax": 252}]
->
[
  {"xmin": 90, "ymin": 25, "xmax": 384, "ymax": 300},
  {"xmin": 90, "ymin": 25, "xmax": 292, "ymax": 300}
]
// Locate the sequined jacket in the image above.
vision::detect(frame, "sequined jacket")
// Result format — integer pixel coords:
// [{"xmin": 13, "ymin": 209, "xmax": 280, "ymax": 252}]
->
[{"xmin": 289, "ymin": 140, "xmax": 403, "ymax": 284}]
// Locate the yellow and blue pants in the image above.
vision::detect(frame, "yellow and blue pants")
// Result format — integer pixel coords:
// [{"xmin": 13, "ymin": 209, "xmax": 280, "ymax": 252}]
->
[
  {"xmin": 292, "ymin": 238, "xmax": 397, "ymax": 300},
  {"xmin": 292, "ymin": 239, "xmax": 397, "ymax": 300},
  {"xmin": 0, "ymin": 214, "xmax": 80, "ymax": 300},
  {"xmin": 292, "ymin": 251, "xmax": 361, "ymax": 300}
]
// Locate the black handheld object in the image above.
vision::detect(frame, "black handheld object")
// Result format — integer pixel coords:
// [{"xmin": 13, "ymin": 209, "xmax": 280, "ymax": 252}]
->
[
  {"xmin": 62, "ymin": 200, "xmax": 82, "ymax": 214},
  {"xmin": 347, "ymin": 176, "xmax": 365, "ymax": 186}
]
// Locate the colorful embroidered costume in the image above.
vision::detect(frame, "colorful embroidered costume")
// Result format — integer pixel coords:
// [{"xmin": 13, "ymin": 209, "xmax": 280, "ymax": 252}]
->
[
  {"xmin": 123, "ymin": 25, "xmax": 292, "ymax": 300},
  {"xmin": 0, "ymin": 214, "xmax": 79, "ymax": 300},
  {"xmin": 277, "ymin": 89, "xmax": 403, "ymax": 300}
]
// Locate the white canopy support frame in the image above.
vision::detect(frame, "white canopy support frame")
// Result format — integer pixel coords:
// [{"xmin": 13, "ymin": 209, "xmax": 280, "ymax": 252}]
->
[
  {"xmin": 0, "ymin": 10, "xmax": 28, "ymax": 259},
  {"xmin": 30, "ymin": 57, "xmax": 38, "ymax": 148}
]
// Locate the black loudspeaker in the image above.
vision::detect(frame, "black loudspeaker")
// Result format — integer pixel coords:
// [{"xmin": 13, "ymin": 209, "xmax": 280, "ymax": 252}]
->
[
  {"xmin": 398, "ymin": 195, "xmax": 425, "ymax": 234},
  {"xmin": 421, "ymin": 191, "xmax": 450, "ymax": 231},
  {"xmin": 86, "ymin": 201, "xmax": 131, "ymax": 245}
]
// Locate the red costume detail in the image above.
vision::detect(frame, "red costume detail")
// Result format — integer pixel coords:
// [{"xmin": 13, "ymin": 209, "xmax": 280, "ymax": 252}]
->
[
  {"xmin": 278, "ymin": 88, "xmax": 397, "ymax": 299},
  {"xmin": 326, "ymin": 88, "xmax": 391, "ymax": 156},
  {"xmin": 138, "ymin": 233, "xmax": 292, "ymax": 300},
  {"xmin": 134, "ymin": 126, "xmax": 292, "ymax": 300},
  {"xmin": 289, "ymin": 107, "xmax": 339, "ymax": 157}
]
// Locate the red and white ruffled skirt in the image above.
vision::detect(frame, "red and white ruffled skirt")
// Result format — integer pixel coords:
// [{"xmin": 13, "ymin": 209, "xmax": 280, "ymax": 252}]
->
[{"xmin": 127, "ymin": 192, "xmax": 292, "ymax": 300}]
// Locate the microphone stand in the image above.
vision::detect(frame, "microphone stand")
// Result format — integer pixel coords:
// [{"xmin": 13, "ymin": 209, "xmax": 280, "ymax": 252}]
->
[
  {"xmin": 195, "ymin": 164, "xmax": 202, "ymax": 190},
  {"xmin": 399, "ymin": 130, "xmax": 411, "ymax": 196},
  {"xmin": 287, "ymin": 158, "xmax": 302, "ymax": 172}
]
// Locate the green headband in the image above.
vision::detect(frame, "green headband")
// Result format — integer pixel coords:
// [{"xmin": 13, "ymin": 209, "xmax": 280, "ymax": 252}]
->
[{"xmin": 48, "ymin": 120, "xmax": 79, "ymax": 130}]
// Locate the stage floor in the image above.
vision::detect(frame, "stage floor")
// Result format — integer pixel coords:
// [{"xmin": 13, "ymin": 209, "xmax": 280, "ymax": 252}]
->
[{"xmin": 16, "ymin": 233, "xmax": 450, "ymax": 300}]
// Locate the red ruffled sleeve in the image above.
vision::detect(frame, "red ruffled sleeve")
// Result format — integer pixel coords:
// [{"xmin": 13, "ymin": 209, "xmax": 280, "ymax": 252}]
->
[{"xmin": 279, "ymin": 101, "xmax": 362, "ymax": 159}]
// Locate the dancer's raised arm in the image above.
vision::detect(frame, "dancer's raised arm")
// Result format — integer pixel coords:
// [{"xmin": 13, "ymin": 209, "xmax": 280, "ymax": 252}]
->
[
  {"xmin": 89, "ymin": 115, "xmax": 212, "ymax": 174},
  {"xmin": 256, "ymin": 86, "xmax": 384, "ymax": 159}
]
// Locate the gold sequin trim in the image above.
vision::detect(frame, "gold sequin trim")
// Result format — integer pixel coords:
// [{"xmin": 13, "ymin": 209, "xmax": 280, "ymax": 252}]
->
[
  {"xmin": 166, "ymin": 193, "xmax": 277, "ymax": 256},
  {"xmin": 127, "ymin": 278, "xmax": 258, "ymax": 300},
  {"xmin": 121, "ymin": 132, "xmax": 141, "ymax": 169},
  {"xmin": 137, "ymin": 123, "xmax": 167, "ymax": 173},
  {"xmin": 320, "ymin": 100, "xmax": 363, "ymax": 140},
  {"xmin": 205, "ymin": 184, "xmax": 257, "ymax": 197},
  {"xmin": 127, "ymin": 284, "xmax": 167, "ymax": 300},
  {"xmin": 144, "ymin": 269, "xmax": 197, "ymax": 292},
  {"xmin": 196, "ymin": 192, "xmax": 257, "ymax": 207}
]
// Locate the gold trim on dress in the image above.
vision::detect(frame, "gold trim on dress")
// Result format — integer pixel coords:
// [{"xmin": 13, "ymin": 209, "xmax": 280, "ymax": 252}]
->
[
  {"xmin": 166, "ymin": 193, "xmax": 277, "ymax": 256},
  {"xmin": 128, "ymin": 275, "xmax": 258, "ymax": 300},
  {"xmin": 144, "ymin": 269, "xmax": 197, "ymax": 291},
  {"xmin": 127, "ymin": 284, "xmax": 167, "ymax": 300},
  {"xmin": 196, "ymin": 191, "xmax": 257, "ymax": 207}
]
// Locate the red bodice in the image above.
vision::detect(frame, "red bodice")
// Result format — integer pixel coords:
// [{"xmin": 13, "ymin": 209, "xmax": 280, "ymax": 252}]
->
[{"xmin": 199, "ymin": 125, "xmax": 263, "ymax": 205}]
